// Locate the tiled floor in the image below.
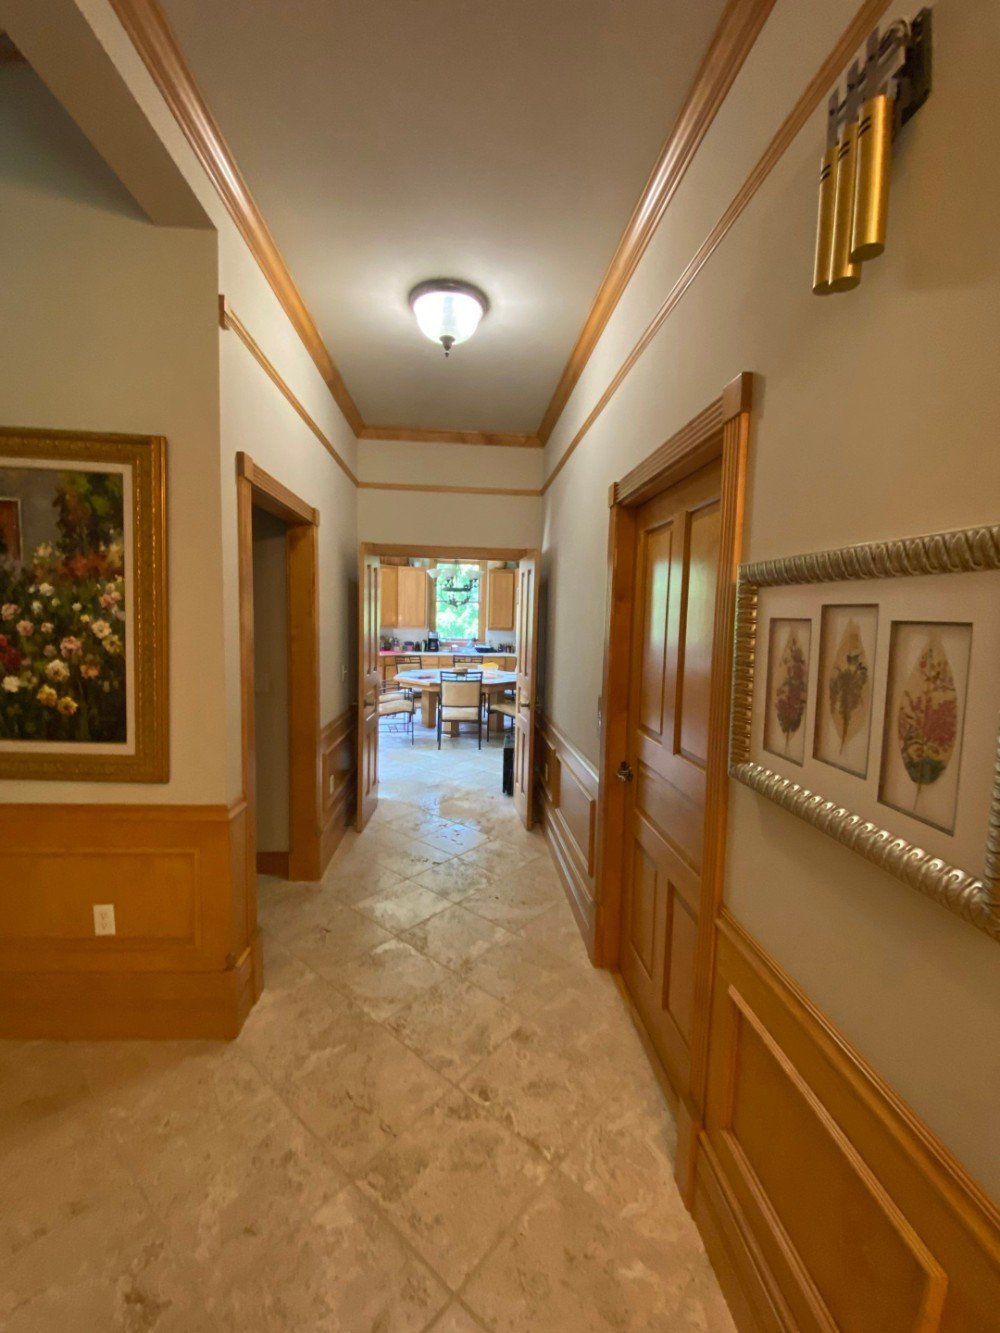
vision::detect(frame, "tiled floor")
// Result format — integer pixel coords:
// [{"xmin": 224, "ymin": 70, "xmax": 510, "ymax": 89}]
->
[{"xmin": 0, "ymin": 722, "xmax": 736, "ymax": 1331}]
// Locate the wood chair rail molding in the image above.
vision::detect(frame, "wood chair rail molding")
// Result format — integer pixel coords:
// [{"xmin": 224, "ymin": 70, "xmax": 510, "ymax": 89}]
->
[
  {"xmin": 595, "ymin": 371, "xmax": 752, "ymax": 1186},
  {"xmin": 542, "ymin": 0, "xmax": 893, "ymax": 496},
  {"xmin": 222, "ymin": 300, "xmax": 542, "ymax": 495},
  {"xmin": 535, "ymin": 0, "xmax": 775, "ymax": 445},
  {"xmin": 221, "ymin": 298, "xmax": 359, "ymax": 486}
]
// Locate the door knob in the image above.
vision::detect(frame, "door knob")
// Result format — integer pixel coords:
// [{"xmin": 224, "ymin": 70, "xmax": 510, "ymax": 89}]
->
[{"xmin": 616, "ymin": 761, "xmax": 634, "ymax": 783}]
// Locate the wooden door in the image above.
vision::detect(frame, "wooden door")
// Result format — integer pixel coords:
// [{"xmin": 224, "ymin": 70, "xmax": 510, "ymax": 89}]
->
[
  {"xmin": 619, "ymin": 460, "xmax": 722, "ymax": 1094},
  {"xmin": 380, "ymin": 565, "xmax": 398, "ymax": 628},
  {"xmin": 357, "ymin": 549, "xmax": 380, "ymax": 830},
  {"xmin": 512, "ymin": 553, "xmax": 539, "ymax": 828},
  {"xmin": 488, "ymin": 568, "xmax": 516, "ymax": 630}
]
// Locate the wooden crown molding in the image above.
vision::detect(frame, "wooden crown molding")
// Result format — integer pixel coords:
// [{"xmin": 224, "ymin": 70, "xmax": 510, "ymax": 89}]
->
[
  {"xmin": 357, "ymin": 481, "xmax": 541, "ymax": 498},
  {"xmin": 359, "ymin": 426, "xmax": 542, "ymax": 449},
  {"xmin": 542, "ymin": 0, "xmax": 892, "ymax": 495},
  {"xmin": 110, "ymin": 0, "xmax": 771, "ymax": 455},
  {"xmin": 109, "ymin": 0, "xmax": 364, "ymax": 435},
  {"xmin": 535, "ymin": 0, "xmax": 775, "ymax": 447}
]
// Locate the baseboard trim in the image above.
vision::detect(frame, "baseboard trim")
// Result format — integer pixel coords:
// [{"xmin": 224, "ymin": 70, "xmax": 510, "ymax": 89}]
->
[
  {"xmin": 256, "ymin": 850, "xmax": 289, "ymax": 877},
  {"xmin": 0, "ymin": 938, "xmax": 257, "ymax": 1040}
]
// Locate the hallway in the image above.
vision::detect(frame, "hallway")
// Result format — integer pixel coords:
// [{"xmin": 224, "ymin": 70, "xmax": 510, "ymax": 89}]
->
[{"xmin": 0, "ymin": 730, "xmax": 734, "ymax": 1331}]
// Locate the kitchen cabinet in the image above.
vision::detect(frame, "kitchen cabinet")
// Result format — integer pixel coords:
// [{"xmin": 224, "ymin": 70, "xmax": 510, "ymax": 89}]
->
[
  {"xmin": 488, "ymin": 568, "xmax": 516, "ymax": 631},
  {"xmin": 379, "ymin": 565, "xmax": 425, "ymax": 629},
  {"xmin": 380, "ymin": 565, "xmax": 398, "ymax": 627},
  {"xmin": 397, "ymin": 566, "xmax": 427, "ymax": 626}
]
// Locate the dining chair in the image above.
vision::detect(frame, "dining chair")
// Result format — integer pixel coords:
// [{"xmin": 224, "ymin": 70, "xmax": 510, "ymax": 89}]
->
[
  {"xmin": 438, "ymin": 670, "xmax": 484, "ymax": 749},
  {"xmin": 487, "ymin": 692, "xmax": 517, "ymax": 737},
  {"xmin": 378, "ymin": 678, "xmax": 414, "ymax": 742},
  {"xmin": 395, "ymin": 654, "xmax": 423, "ymax": 705}
]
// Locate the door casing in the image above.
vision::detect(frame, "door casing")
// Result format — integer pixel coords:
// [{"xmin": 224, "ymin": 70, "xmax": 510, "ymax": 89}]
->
[
  {"xmin": 594, "ymin": 372, "xmax": 752, "ymax": 1199},
  {"xmin": 356, "ymin": 542, "xmax": 542, "ymax": 830}
]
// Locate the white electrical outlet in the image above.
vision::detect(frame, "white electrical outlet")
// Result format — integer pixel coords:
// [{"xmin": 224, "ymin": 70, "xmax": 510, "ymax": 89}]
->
[{"xmin": 93, "ymin": 904, "xmax": 116, "ymax": 936}]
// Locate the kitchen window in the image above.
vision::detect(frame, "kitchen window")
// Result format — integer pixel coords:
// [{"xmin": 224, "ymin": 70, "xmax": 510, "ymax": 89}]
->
[{"xmin": 434, "ymin": 562, "xmax": 481, "ymax": 641}]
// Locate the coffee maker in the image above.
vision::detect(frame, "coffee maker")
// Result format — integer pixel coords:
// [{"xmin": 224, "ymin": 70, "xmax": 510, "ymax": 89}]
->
[{"xmin": 426, "ymin": 635, "xmax": 440, "ymax": 652}]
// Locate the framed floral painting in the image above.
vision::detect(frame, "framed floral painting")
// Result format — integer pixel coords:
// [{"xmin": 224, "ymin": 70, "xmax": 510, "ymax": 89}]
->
[
  {"xmin": 0, "ymin": 427, "xmax": 167, "ymax": 781},
  {"xmin": 729, "ymin": 524, "xmax": 1000, "ymax": 942}
]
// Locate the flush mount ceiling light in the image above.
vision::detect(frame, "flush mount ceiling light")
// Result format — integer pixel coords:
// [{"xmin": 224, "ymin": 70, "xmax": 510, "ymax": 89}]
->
[{"xmin": 408, "ymin": 279, "xmax": 489, "ymax": 357}]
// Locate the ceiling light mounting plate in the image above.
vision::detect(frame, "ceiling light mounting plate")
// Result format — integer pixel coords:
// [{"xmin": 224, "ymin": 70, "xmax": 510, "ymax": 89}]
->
[{"xmin": 408, "ymin": 278, "xmax": 490, "ymax": 356}]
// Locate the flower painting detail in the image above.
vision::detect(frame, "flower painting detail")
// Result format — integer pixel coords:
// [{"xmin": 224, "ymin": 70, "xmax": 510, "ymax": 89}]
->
[
  {"xmin": 896, "ymin": 634, "xmax": 957, "ymax": 797},
  {"xmin": 764, "ymin": 618, "xmax": 811, "ymax": 766},
  {"xmin": 829, "ymin": 621, "xmax": 869, "ymax": 751},
  {"xmin": 879, "ymin": 621, "xmax": 971, "ymax": 835},
  {"xmin": 813, "ymin": 605, "xmax": 878, "ymax": 778},
  {"xmin": 0, "ymin": 467, "xmax": 127, "ymax": 744}
]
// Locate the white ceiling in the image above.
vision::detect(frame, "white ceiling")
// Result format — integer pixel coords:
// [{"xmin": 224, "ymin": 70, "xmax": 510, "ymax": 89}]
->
[{"xmin": 157, "ymin": 0, "xmax": 726, "ymax": 434}]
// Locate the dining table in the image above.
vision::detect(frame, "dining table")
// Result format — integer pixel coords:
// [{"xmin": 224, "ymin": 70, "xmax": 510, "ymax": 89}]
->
[{"xmin": 393, "ymin": 667, "xmax": 517, "ymax": 734}]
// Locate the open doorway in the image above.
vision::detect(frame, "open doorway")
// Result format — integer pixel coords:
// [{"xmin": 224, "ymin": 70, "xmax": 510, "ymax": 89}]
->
[
  {"xmin": 251, "ymin": 507, "xmax": 291, "ymax": 875},
  {"xmin": 357, "ymin": 543, "xmax": 540, "ymax": 834},
  {"xmin": 236, "ymin": 453, "xmax": 322, "ymax": 942}
]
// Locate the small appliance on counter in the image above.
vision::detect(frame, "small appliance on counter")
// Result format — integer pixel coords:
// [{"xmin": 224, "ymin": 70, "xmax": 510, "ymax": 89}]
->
[{"xmin": 426, "ymin": 635, "xmax": 440, "ymax": 652}]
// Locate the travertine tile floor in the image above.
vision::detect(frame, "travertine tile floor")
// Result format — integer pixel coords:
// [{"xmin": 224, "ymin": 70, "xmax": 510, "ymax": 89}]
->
[{"xmin": 0, "ymin": 724, "xmax": 736, "ymax": 1331}]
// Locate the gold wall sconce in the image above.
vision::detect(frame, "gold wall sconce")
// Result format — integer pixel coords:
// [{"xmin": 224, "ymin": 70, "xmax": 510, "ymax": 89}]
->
[{"xmin": 813, "ymin": 10, "xmax": 932, "ymax": 295}]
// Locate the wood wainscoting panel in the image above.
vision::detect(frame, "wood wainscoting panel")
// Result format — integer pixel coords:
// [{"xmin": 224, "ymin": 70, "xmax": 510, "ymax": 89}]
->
[
  {"xmin": 535, "ymin": 715, "xmax": 598, "ymax": 955},
  {"xmin": 0, "ymin": 800, "xmax": 256, "ymax": 1038},
  {"xmin": 693, "ymin": 911, "xmax": 1000, "ymax": 1331},
  {"xmin": 320, "ymin": 707, "xmax": 356, "ymax": 873}
]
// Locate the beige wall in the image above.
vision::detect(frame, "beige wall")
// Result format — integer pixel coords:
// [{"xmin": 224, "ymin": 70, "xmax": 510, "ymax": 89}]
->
[
  {"xmin": 541, "ymin": 0, "xmax": 1000, "ymax": 1196},
  {"xmin": 357, "ymin": 438, "xmax": 542, "ymax": 549},
  {"xmin": 72, "ymin": 0, "xmax": 361, "ymax": 802},
  {"xmin": 0, "ymin": 62, "xmax": 225, "ymax": 804}
]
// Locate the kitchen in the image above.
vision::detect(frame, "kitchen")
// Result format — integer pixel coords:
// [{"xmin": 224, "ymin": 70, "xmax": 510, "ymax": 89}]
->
[{"xmin": 378, "ymin": 558, "xmax": 519, "ymax": 741}]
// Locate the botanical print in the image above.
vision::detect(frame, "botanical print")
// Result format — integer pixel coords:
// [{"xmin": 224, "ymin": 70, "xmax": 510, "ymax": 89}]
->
[
  {"xmin": 0, "ymin": 464, "xmax": 128, "ymax": 746},
  {"xmin": 813, "ymin": 604, "xmax": 878, "ymax": 778},
  {"xmin": 763, "ymin": 618, "xmax": 811, "ymax": 766},
  {"xmin": 878, "ymin": 621, "xmax": 972, "ymax": 834}
]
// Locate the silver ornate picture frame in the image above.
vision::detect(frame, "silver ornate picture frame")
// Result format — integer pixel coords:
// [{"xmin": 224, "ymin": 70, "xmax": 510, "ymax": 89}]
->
[{"xmin": 729, "ymin": 524, "xmax": 1000, "ymax": 941}]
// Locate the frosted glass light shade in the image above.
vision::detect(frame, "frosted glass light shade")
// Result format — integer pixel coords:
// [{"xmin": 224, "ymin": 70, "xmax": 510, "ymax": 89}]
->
[{"xmin": 408, "ymin": 280, "xmax": 489, "ymax": 355}]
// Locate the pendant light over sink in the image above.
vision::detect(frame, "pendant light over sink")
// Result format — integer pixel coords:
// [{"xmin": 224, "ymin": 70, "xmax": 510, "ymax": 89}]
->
[{"xmin": 408, "ymin": 279, "xmax": 489, "ymax": 357}]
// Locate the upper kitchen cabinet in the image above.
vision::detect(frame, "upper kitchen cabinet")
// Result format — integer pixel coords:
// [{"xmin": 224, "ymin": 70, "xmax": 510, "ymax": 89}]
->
[
  {"xmin": 380, "ymin": 565, "xmax": 398, "ymax": 627},
  {"xmin": 397, "ymin": 566, "xmax": 427, "ymax": 627},
  {"xmin": 488, "ymin": 567, "xmax": 516, "ymax": 631}
]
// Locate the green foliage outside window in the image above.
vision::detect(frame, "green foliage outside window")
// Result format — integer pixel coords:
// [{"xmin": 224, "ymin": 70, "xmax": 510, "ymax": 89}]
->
[{"xmin": 435, "ymin": 562, "xmax": 480, "ymax": 640}]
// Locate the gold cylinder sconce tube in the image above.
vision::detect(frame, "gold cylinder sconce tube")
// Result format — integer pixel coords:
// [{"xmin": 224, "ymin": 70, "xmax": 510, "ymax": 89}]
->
[
  {"xmin": 851, "ymin": 93, "xmax": 893, "ymax": 261},
  {"xmin": 829, "ymin": 121, "xmax": 861, "ymax": 291},
  {"xmin": 812, "ymin": 146, "xmax": 837, "ymax": 294}
]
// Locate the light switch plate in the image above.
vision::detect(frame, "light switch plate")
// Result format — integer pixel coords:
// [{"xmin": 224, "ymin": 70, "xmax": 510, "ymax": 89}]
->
[{"xmin": 93, "ymin": 903, "xmax": 116, "ymax": 936}]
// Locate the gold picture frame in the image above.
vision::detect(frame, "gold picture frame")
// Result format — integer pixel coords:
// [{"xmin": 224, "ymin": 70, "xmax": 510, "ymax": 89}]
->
[
  {"xmin": 730, "ymin": 524, "xmax": 1000, "ymax": 942},
  {"xmin": 0, "ymin": 427, "xmax": 168, "ymax": 782}
]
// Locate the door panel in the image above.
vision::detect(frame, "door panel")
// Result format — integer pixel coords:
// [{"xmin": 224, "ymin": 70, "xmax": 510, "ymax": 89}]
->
[
  {"xmin": 620, "ymin": 460, "xmax": 723, "ymax": 1095},
  {"xmin": 513, "ymin": 554, "xmax": 539, "ymax": 829},
  {"xmin": 357, "ymin": 550, "xmax": 380, "ymax": 830},
  {"xmin": 677, "ymin": 501, "xmax": 720, "ymax": 765}
]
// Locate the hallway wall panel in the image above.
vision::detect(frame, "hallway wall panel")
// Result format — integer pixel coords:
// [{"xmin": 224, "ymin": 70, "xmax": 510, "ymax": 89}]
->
[{"xmin": 540, "ymin": 0, "xmax": 1000, "ymax": 1200}]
